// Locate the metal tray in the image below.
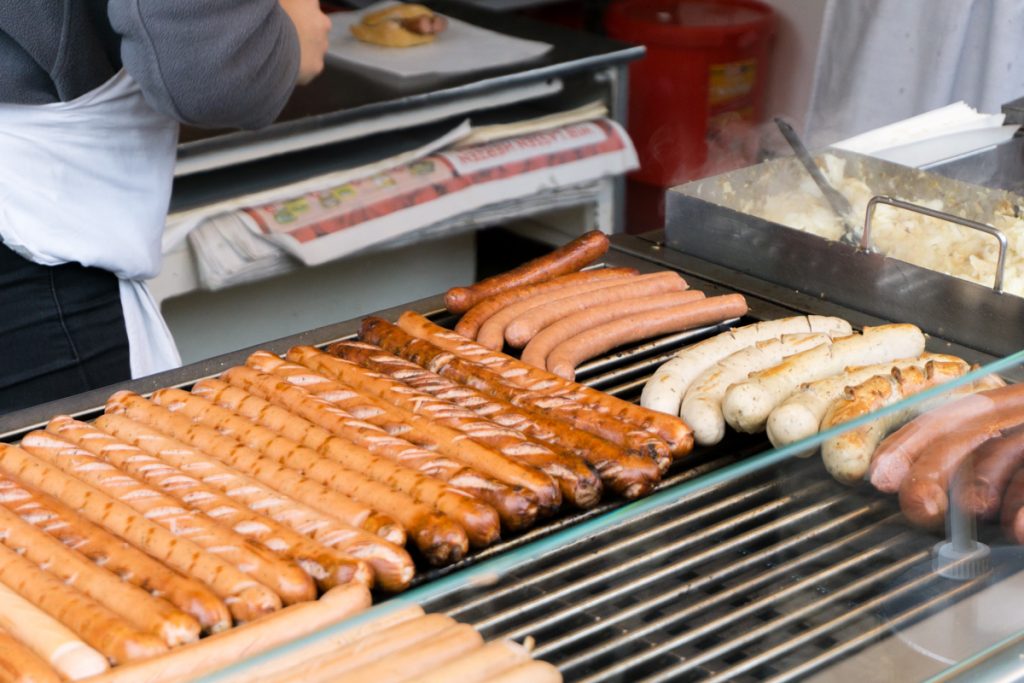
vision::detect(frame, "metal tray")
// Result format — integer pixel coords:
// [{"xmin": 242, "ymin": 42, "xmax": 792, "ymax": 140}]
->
[{"xmin": 664, "ymin": 149, "xmax": 1024, "ymax": 357}]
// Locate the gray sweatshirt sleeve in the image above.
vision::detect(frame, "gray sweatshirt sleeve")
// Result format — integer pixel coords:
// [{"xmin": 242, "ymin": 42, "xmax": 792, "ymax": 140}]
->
[{"xmin": 109, "ymin": 1, "xmax": 301, "ymax": 130}]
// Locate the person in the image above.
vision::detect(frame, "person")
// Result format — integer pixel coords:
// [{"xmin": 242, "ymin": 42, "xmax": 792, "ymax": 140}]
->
[{"xmin": 0, "ymin": 1, "xmax": 333, "ymax": 415}]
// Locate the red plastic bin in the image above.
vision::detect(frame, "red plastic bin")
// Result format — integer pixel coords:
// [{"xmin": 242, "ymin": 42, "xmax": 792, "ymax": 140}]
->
[{"xmin": 606, "ymin": 0, "xmax": 775, "ymax": 187}]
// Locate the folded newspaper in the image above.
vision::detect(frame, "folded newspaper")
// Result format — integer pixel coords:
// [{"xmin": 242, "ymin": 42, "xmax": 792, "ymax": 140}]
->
[{"xmin": 182, "ymin": 109, "xmax": 636, "ymax": 289}]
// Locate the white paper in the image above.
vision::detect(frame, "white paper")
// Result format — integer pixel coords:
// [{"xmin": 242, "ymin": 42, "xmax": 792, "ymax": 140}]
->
[{"xmin": 327, "ymin": 2, "xmax": 552, "ymax": 78}]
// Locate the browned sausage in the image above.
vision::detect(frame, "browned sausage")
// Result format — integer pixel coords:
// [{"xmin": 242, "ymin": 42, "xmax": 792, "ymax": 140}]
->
[
  {"xmin": 507, "ymin": 272, "xmax": 695, "ymax": 348},
  {"xmin": 358, "ymin": 320, "xmax": 662, "ymax": 497},
  {"xmin": 521, "ymin": 290, "xmax": 706, "ymax": 368},
  {"xmin": 445, "ymin": 230, "xmax": 610, "ymax": 313},
  {"xmin": 0, "ymin": 473, "xmax": 231, "ymax": 633},
  {"xmin": 108, "ymin": 390, "xmax": 414, "ymax": 593},
  {"xmin": 219, "ymin": 366, "xmax": 502, "ymax": 549},
  {"xmin": 546, "ymin": 294, "xmax": 749, "ymax": 381},
  {"xmin": 0, "ymin": 542, "xmax": 167, "ymax": 665},
  {"xmin": 870, "ymin": 384, "xmax": 1024, "ymax": 494},
  {"xmin": 396, "ymin": 311, "xmax": 694, "ymax": 459},
  {"xmin": 0, "ymin": 443, "xmax": 279, "ymax": 624},
  {"xmin": 23, "ymin": 426, "xmax": 315, "ymax": 607},
  {"xmin": 278, "ymin": 347, "xmax": 596, "ymax": 511},
  {"xmin": 476, "ymin": 273, "xmax": 671, "ymax": 350},
  {"xmin": 454, "ymin": 268, "xmax": 639, "ymax": 339},
  {"xmin": 0, "ymin": 503, "xmax": 200, "ymax": 648},
  {"xmin": 246, "ymin": 351, "xmax": 545, "ymax": 526},
  {"xmin": 1001, "ymin": 466, "xmax": 1024, "ymax": 544},
  {"xmin": 330, "ymin": 340, "xmax": 654, "ymax": 499},
  {"xmin": 954, "ymin": 423, "xmax": 1024, "ymax": 520},
  {"xmin": 190, "ymin": 378, "xmax": 469, "ymax": 565},
  {"xmin": 0, "ymin": 625, "xmax": 62, "ymax": 683}
]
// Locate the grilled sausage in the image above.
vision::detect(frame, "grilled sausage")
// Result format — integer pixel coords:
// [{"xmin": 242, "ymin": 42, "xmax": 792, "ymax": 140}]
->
[
  {"xmin": 406, "ymin": 639, "xmax": 532, "ymax": 683},
  {"xmin": 218, "ymin": 366, "xmax": 502, "ymax": 548},
  {"xmin": 869, "ymin": 383, "xmax": 1024, "ymax": 494},
  {"xmin": 1000, "ymin": 466, "xmax": 1024, "ymax": 544},
  {"xmin": 393, "ymin": 312, "xmax": 690, "ymax": 460},
  {"xmin": 400, "ymin": 13, "xmax": 447, "ymax": 34},
  {"xmin": 246, "ymin": 352, "xmax": 546, "ymax": 524},
  {"xmin": 476, "ymin": 273, "xmax": 675, "ymax": 350},
  {"xmin": 190, "ymin": 379, "xmax": 470, "ymax": 565},
  {"xmin": 445, "ymin": 230, "xmax": 610, "ymax": 313},
  {"xmin": 329, "ymin": 340, "xmax": 654, "ymax": 499},
  {"xmin": 0, "ymin": 474, "xmax": 230, "ymax": 633},
  {"xmin": 454, "ymin": 268, "xmax": 639, "ymax": 339},
  {"xmin": 90, "ymin": 413, "xmax": 374, "ymax": 592},
  {"xmin": 641, "ymin": 316, "xmax": 853, "ymax": 416},
  {"xmin": 24, "ymin": 426, "xmax": 314, "ymax": 607},
  {"xmin": 521, "ymin": 290, "xmax": 706, "ymax": 369},
  {"xmin": 0, "ymin": 443, "xmax": 280, "ymax": 623},
  {"xmin": 107, "ymin": 391, "xmax": 413, "ymax": 592},
  {"xmin": 0, "ymin": 625, "xmax": 62, "ymax": 683},
  {"xmin": 486, "ymin": 661, "xmax": 564, "ymax": 683},
  {"xmin": 955, "ymin": 423, "xmax": 1024, "ymax": 520}
]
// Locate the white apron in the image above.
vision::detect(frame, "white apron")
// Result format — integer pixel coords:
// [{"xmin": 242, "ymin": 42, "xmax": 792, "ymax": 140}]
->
[{"xmin": 0, "ymin": 69, "xmax": 181, "ymax": 377}]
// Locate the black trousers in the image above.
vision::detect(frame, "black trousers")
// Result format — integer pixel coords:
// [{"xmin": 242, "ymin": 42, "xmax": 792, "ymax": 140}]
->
[{"xmin": 0, "ymin": 242, "xmax": 131, "ymax": 415}]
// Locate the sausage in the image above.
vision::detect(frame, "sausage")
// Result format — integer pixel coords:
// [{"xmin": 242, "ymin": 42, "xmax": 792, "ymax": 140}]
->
[
  {"xmin": 277, "ymin": 348, "xmax": 592, "ymax": 512},
  {"xmin": 90, "ymin": 413, "xmax": 374, "ymax": 593},
  {"xmin": 246, "ymin": 351, "xmax": 547, "ymax": 524},
  {"xmin": 955, "ymin": 423, "xmax": 1024, "ymax": 520},
  {"xmin": 445, "ymin": 230, "xmax": 610, "ymax": 313},
  {"xmin": 0, "ymin": 542, "xmax": 167, "ymax": 665},
  {"xmin": 722, "ymin": 324, "xmax": 926, "ymax": 434},
  {"xmin": 190, "ymin": 378, "xmax": 469, "ymax": 565},
  {"xmin": 505, "ymin": 271, "xmax": 691, "ymax": 349},
  {"xmin": 869, "ymin": 383, "xmax": 1024, "ymax": 494},
  {"xmin": 0, "ymin": 443, "xmax": 280, "ymax": 624},
  {"xmin": 475, "ymin": 272, "xmax": 651, "ymax": 350},
  {"xmin": 766, "ymin": 354, "xmax": 969, "ymax": 449},
  {"xmin": 0, "ymin": 625, "xmax": 62, "ymax": 683},
  {"xmin": 107, "ymin": 391, "xmax": 414, "ymax": 593},
  {"xmin": 23, "ymin": 426, "xmax": 314, "ymax": 607},
  {"xmin": 360, "ymin": 318, "xmax": 663, "ymax": 496},
  {"xmin": 329, "ymin": 340, "xmax": 657, "ymax": 499},
  {"xmin": 0, "ymin": 474, "xmax": 231, "ymax": 634},
  {"xmin": 641, "ymin": 315, "xmax": 853, "ymax": 417},
  {"xmin": 404, "ymin": 639, "xmax": 532, "ymax": 683},
  {"xmin": 1000, "ymin": 466, "xmax": 1024, "ymax": 544},
  {"xmin": 681, "ymin": 333, "xmax": 832, "ymax": 447},
  {"xmin": 454, "ymin": 268, "xmax": 639, "ymax": 339},
  {"xmin": 0, "ymin": 502, "xmax": 200, "ymax": 648},
  {"xmin": 486, "ymin": 661, "xmax": 564, "ymax": 683},
  {"xmin": 395, "ymin": 311, "xmax": 694, "ymax": 460},
  {"xmin": 218, "ymin": 366, "xmax": 503, "ymax": 549},
  {"xmin": 521, "ymin": 290, "xmax": 706, "ymax": 368},
  {"xmin": 0, "ymin": 582, "xmax": 108, "ymax": 681},
  {"xmin": 86, "ymin": 583, "xmax": 371, "ymax": 683},
  {"xmin": 146, "ymin": 388, "xmax": 403, "ymax": 545},
  {"xmin": 400, "ymin": 14, "xmax": 447, "ymax": 35}
]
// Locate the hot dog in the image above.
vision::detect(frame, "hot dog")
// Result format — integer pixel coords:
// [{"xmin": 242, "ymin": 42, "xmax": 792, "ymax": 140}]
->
[
  {"xmin": 955, "ymin": 423, "xmax": 1024, "ymax": 520},
  {"xmin": 0, "ymin": 625, "xmax": 62, "ymax": 683},
  {"xmin": 869, "ymin": 383, "xmax": 1024, "ymax": 494},
  {"xmin": 89, "ymin": 413, "xmax": 374, "ymax": 592},
  {"xmin": 505, "ymin": 271, "xmax": 690, "ymax": 348},
  {"xmin": 486, "ymin": 661, "xmax": 564, "ymax": 683},
  {"xmin": 329, "ymin": 341, "xmax": 655, "ymax": 498},
  {"xmin": 0, "ymin": 443, "xmax": 280, "ymax": 624},
  {"xmin": 395, "ymin": 311, "xmax": 693, "ymax": 459},
  {"xmin": 247, "ymin": 351, "xmax": 548, "ymax": 524},
  {"xmin": 405, "ymin": 639, "xmax": 533, "ymax": 683},
  {"xmin": 22, "ymin": 427, "xmax": 314, "ymax": 607},
  {"xmin": 218, "ymin": 367, "xmax": 502, "ymax": 548},
  {"xmin": 445, "ymin": 230, "xmax": 610, "ymax": 313},
  {"xmin": 641, "ymin": 316, "xmax": 853, "ymax": 417},
  {"xmin": 360, "ymin": 318, "xmax": 663, "ymax": 496},
  {"xmin": 280, "ymin": 347, "xmax": 594, "ymax": 511},
  {"xmin": 0, "ymin": 503, "xmax": 200, "ymax": 648},
  {"xmin": 0, "ymin": 542, "xmax": 167, "ymax": 665},
  {"xmin": 454, "ymin": 268, "xmax": 639, "ymax": 339},
  {"xmin": 190, "ymin": 378, "xmax": 469, "ymax": 565},
  {"xmin": 1000, "ymin": 466, "xmax": 1024, "ymax": 544},
  {"xmin": 107, "ymin": 391, "xmax": 414, "ymax": 593},
  {"xmin": 0, "ymin": 474, "xmax": 231, "ymax": 633},
  {"xmin": 520, "ymin": 290, "xmax": 706, "ymax": 369}
]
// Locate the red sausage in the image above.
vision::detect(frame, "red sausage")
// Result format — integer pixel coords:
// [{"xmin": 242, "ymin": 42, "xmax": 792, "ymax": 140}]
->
[
  {"xmin": 954, "ymin": 423, "xmax": 1024, "ymax": 520},
  {"xmin": 1000, "ymin": 466, "xmax": 1024, "ymax": 544}
]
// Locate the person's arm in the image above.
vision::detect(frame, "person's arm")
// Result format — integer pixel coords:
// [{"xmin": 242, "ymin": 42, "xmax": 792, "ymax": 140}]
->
[{"xmin": 109, "ymin": 0, "xmax": 330, "ymax": 130}]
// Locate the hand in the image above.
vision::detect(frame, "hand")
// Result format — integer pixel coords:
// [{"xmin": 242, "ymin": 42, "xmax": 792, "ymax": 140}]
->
[{"xmin": 280, "ymin": 0, "xmax": 332, "ymax": 85}]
